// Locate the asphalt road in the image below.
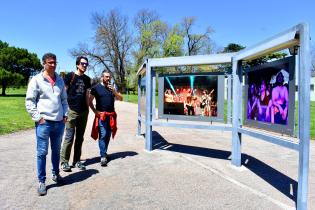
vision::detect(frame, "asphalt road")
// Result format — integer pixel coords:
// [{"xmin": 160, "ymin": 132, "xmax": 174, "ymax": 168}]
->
[{"xmin": 0, "ymin": 101, "xmax": 314, "ymax": 210}]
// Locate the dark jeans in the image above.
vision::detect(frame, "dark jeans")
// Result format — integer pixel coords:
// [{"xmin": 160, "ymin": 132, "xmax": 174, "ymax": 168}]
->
[
  {"xmin": 60, "ymin": 109, "xmax": 88, "ymax": 165},
  {"xmin": 35, "ymin": 120, "xmax": 65, "ymax": 183},
  {"xmin": 98, "ymin": 117, "xmax": 112, "ymax": 158}
]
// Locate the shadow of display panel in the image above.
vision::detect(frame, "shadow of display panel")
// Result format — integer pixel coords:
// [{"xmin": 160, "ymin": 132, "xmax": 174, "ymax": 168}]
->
[
  {"xmin": 244, "ymin": 56, "xmax": 295, "ymax": 135},
  {"xmin": 158, "ymin": 72, "xmax": 225, "ymax": 122}
]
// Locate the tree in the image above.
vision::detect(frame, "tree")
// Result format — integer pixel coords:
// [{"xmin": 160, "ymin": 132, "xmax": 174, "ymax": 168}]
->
[
  {"xmin": 222, "ymin": 43, "xmax": 245, "ymax": 53},
  {"xmin": 221, "ymin": 42, "xmax": 286, "ymax": 67},
  {"xmin": 181, "ymin": 16, "xmax": 214, "ymax": 56},
  {"xmin": 163, "ymin": 25, "xmax": 184, "ymax": 57},
  {"xmin": 0, "ymin": 41, "xmax": 41, "ymax": 95},
  {"xmin": 0, "ymin": 41, "xmax": 9, "ymax": 49},
  {"xmin": 0, "ymin": 68, "xmax": 24, "ymax": 95},
  {"xmin": 70, "ymin": 9, "xmax": 132, "ymax": 92},
  {"xmin": 133, "ymin": 9, "xmax": 168, "ymax": 66}
]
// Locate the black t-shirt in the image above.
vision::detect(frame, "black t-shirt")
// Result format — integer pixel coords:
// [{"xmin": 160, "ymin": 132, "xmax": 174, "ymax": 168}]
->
[
  {"xmin": 64, "ymin": 72, "xmax": 91, "ymax": 112},
  {"xmin": 90, "ymin": 83, "xmax": 115, "ymax": 112}
]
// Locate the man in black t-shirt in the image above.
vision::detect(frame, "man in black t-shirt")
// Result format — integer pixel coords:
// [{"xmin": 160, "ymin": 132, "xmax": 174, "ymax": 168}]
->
[
  {"xmin": 89, "ymin": 70, "xmax": 123, "ymax": 166},
  {"xmin": 60, "ymin": 56, "xmax": 91, "ymax": 172}
]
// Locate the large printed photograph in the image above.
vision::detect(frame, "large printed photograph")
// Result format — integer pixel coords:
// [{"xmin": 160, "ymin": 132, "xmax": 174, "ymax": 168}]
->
[
  {"xmin": 163, "ymin": 75, "xmax": 218, "ymax": 117},
  {"xmin": 244, "ymin": 56, "xmax": 295, "ymax": 135}
]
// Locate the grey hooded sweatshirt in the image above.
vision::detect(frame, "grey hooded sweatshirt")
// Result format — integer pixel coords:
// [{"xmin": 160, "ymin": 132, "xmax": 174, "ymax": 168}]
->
[{"xmin": 25, "ymin": 71, "xmax": 68, "ymax": 122}]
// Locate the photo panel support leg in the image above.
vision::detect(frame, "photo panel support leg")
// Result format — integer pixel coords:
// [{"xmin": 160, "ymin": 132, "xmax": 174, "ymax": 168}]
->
[
  {"xmin": 145, "ymin": 61, "xmax": 153, "ymax": 151},
  {"xmin": 152, "ymin": 69, "xmax": 156, "ymax": 120},
  {"xmin": 297, "ymin": 23, "xmax": 311, "ymax": 210},
  {"xmin": 232, "ymin": 59, "xmax": 242, "ymax": 167},
  {"xmin": 137, "ymin": 75, "xmax": 142, "ymax": 136},
  {"xmin": 227, "ymin": 74, "xmax": 232, "ymax": 124}
]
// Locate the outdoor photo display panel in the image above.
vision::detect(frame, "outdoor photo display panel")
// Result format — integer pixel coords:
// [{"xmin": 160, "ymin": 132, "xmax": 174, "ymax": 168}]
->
[
  {"xmin": 244, "ymin": 56, "xmax": 295, "ymax": 135},
  {"xmin": 158, "ymin": 73, "xmax": 225, "ymax": 122}
]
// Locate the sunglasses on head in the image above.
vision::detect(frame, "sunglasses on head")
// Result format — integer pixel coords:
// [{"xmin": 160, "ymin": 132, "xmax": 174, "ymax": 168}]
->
[{"xmin": 80, "ymin": 62, "xmax": 88, "ymax": 67}]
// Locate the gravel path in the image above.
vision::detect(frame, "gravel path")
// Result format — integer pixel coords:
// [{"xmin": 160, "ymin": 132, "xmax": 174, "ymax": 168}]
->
[{"xmin": 0, "ymin": 101, "xmax": 314, "ymax": 210}]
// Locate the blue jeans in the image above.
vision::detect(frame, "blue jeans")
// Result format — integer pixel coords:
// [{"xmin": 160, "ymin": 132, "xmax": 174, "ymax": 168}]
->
[
  {"xmin": 35, "ymin": 120, "xmax": 65, "ymax": 183},
  {"xmin": 98, "ymin": 118, "xmax": 111, "ymax": 158}
]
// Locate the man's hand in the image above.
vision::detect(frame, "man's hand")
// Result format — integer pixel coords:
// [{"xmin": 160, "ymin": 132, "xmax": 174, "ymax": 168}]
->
[
  {"xmin": 63, "ymin": 116, "xmax": 68, "ymax": 123},
  {"xmin": 38, "ymin": 118, "xmax": 46, "ymax": 124},
  {"xmin": 107, "ymin": 84, "xmax": 115, "ymax": 92},
  {"xmin": 94, "ymin": 110, "xmax": 101, "ymax": 117}
]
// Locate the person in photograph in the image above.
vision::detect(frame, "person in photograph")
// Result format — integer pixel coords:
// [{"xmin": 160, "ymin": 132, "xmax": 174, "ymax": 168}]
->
[
  {"xmin": 89, "ymin": 70, "xmax": 123, "ymax": 167},
  {"xmin": 247, "ymin": 83, "xmax": 258, "ymax": 120},
  {"xmin": 207, "ymin": 89, "xmax": 215, "ymax": 116},
  {"xmin": 257, "ymin": 80, "xmax": 271, "ymax": 122},
  {"xmin": 60, "ymin": 56, "xmax": 91, "ymax": 172},
  {"xmin": 210, "ymin": 101, "xmax": 217, "ymax": 116},
  {"xmin": 200, "ymin": 90, "xmax": 208, "ymax": 115},
  {"xmin": 164, "ymin": 89, "xmax": 174, "ymax": 103},
  {"xmin": 271, "ymin": 71, "xmax": 289, "ymax": 124},
  {"xmin": 203, "ymin": 89, "xmax": 214, "ymax": 117},
  {"xmin": 25, "ymin": 53, "xmax": 68, "ymax": 196},
  {"xmin": 184, "ymin": 90, "xmax": 195, "ymax": 115}
]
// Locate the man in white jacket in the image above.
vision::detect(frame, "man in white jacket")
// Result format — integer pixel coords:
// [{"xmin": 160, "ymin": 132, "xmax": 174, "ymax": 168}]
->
[{"xmin": 25, "ymin": 53, "xmax": 68, "ymax": 196}]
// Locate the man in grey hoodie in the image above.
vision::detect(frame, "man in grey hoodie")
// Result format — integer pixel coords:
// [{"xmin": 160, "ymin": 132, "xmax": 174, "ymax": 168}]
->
[{"xmin": 25, "ymin": 53, "xmax": 68, "ymax": 196}]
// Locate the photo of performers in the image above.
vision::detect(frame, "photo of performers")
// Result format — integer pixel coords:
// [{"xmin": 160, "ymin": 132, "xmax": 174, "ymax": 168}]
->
[
  {"xmin": 163, "ymin": 75, "xmax": 218, "ymax": 117},
  {"xmin": 247, "ymin": 66, "xmax": 290, "ymax": 125}
]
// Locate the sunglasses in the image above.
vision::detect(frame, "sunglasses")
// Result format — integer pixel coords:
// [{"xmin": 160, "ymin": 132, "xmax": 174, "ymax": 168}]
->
[
  {"xmin": 80, "ymin": 62, "xmax": 89, "ymax": 67},
  {"xmin": 46, "ymin": 61, "xmax": 57, "ymax": 65}
]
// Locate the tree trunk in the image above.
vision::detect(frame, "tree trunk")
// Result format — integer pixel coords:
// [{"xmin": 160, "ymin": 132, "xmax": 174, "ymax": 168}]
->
[{"xmin": 1, "ymin": 82, "xmax": 6, "ymax": 96}]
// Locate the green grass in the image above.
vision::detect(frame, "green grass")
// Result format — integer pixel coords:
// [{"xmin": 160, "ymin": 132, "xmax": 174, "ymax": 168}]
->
[
  {"xmin": 0, "ymin": 87, "xmax": 34, "ymax": 135},
  {"xmin": 309, "ymin": 102, "xmax": 315, "ymax": 138},
  {"xmin": 122, "ymin": 93, "xmax": 139, "ymax": 104}
]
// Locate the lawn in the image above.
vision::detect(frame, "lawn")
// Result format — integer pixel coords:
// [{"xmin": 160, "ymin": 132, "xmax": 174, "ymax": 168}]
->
[
  {"xmin": 1, "ymin": 89, "xmax": 314, "ymax": 139},
  {"xmin": 0, "ymin": 87, "xmax": 34, "ymax": 135}
]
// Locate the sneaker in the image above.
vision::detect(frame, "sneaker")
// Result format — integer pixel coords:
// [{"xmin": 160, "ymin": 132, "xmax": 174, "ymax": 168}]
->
[
  {"xmin": 75, "ymin": 161, "xmax": 86, "ymax": 170},
  {"xmin": 105, "ymin": 154, "xmax": 111, "ymax": 161},
  {"xmin": 37, "ymin": 182, "xmax": 46, "ymax": 196},
  {"xmin": 61, "ymin": 162, "xmax": 71, "ymax": 172},
  {"xmin": 52, "ymin": 174, "xmax": 64, "ymax": 185},
  {"xmin": 100, "ymin": 157, "xmax": 108, "ymax": 167}
]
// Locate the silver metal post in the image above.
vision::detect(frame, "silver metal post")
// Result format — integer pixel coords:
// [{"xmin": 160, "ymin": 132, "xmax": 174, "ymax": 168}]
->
[
  {"xmin": 227, "ymin": 74, "xmax": 232, "ymax": 124},
  {"xmin": 152, "ymin": 69, "xmax": 156, "ymax": 120},
  {"xmin": 297, "ymin": 23, "xmax": 311, "ymax": 210},
  {"xmin": 232, "ymin": 59, "xmax": 242, "ymax": 166},
  {"xmin": 145, "ymin": 60, "xmax": 153, "ymax": 151},
  {"xmin": 137, "ymin": 75, "xmax": 141, "ymax": 136}
]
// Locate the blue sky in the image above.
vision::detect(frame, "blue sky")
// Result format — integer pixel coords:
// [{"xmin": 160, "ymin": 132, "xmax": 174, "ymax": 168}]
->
[{"xmin": 1, "ymin": 0, "xmax": 314, "ymax": 76}]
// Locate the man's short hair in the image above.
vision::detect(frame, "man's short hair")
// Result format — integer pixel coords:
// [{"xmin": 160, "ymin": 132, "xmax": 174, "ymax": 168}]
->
[
  {"xmin": 42, "ymin": 53, "xmax": 56, "ymax": 63},
  {"xmin": 76, "ymin": 56, "xmax": 88, "ymax": 65},
  {"xmin": 101, "ymin": 69, "xmax": 112, "ymax": 76}
]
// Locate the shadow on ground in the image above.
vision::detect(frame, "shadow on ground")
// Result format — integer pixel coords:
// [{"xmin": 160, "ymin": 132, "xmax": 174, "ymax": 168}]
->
[
  {"xmin": 47, "ymin": 169, "xmax": 99, "ymax": 190},
  {"xmin": 151, "ymin": 131, "xmax": 297, "ymax": 203},
  {"xmin": 84, "ymin": 151, "xmax": 138, "ymax": 166}
]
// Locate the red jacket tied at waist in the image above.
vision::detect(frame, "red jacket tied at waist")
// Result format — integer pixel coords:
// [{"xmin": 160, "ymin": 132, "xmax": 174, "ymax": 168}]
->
[{"xmin": 91, "ymin": 111, "xmax": 117, "ymax": 140}]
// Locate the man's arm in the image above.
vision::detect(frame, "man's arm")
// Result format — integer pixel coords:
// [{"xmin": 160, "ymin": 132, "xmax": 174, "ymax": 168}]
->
[
  {"xmin": 89, "ymin": 94, "xmax": 100, "ymax": 116},
  {"xmin": 25, "ymin": 78, "xmax": 42, "ymax": 122},
  {"xmin": 86, "ymin": 89, "xmax": 90, "ymax": 111},
  {"xmin": 60, "ymin": 81, "xmax": 69, "ymax": 122},
  {"xmin": 110, "ymin": 85, "xmax": 123, "ymax": 101}
]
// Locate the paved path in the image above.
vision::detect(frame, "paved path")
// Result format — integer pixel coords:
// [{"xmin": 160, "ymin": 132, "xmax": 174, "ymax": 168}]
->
[{"xmin": 0, "ymin": 101, "xmax": 314, "ymax": 209}]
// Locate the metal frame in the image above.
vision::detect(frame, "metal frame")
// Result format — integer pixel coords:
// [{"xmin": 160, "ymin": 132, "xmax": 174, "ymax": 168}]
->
[
  {"xmin": 243, "ymin": 56, "xmax": 296, "ymax": 135},
  {"xmin": 137, "ymin": 23, "xmax": 310, "ymax": 210},
  {"xmin": 232, "ymin": 23, "xmax": 310, "ymax": 210},
  {"xmin": 157, "ymin": 73, "xmax": 225, "ymax": 122}
]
